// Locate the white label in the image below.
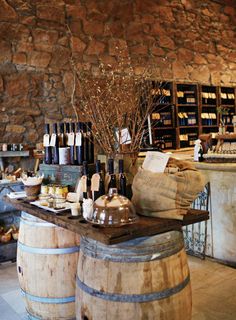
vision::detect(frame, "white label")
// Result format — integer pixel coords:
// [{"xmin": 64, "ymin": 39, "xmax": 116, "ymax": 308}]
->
[
  {"xmin": 43, "ymin": 134, "xmax": 50, "ymax": 147},
  {"xmin": 91, "ymin": 173, "xmax": 100, "ymax": 192},
  {"xmin": 75, "ymin": 132, "xmax": 82, "ymax": 146},
  {"xmin": 67, "ymin": 132, "xmax": 75, "ymax": 146},
  {"xmin": 75, "ymin": 178, "xmax": 83, "ymax": 201},
  {"xmin": 142, "ymin": 151, "xmax": 170, "ymax": 173},
  {"xmin": 115, "ymin": 128, "xmax": 131, "ymax": 145},
  {"xmin": 59, "ymin": 147, "xmax": 70, "ymax": 165},
  {"xmin": 50, "ymin": 133, "xmax": 56, "ymax": 147},
  {"xmin": 81, "ymin": 175, "xmax": 87, "ymax": 193}
]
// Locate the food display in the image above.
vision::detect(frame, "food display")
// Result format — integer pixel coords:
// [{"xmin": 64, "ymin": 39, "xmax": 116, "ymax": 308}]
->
[{"xmin": 35, "ymin": 183, "xmax": 71, "ymax": 210}]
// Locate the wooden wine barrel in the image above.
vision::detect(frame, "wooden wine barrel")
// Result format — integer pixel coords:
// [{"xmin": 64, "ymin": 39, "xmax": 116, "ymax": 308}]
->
[
  {"xmin": 76, "ymin": 231, "xmax": 191, "ymax": 320},
  {"xmin": 17, "ymin": 212, "xmax": 80, "ymax": 320}
]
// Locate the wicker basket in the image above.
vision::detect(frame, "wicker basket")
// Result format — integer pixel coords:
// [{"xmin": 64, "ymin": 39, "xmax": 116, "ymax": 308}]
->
[{"xmin": 24, "ymin": 184, "xmax": 41, "ymax": 200}]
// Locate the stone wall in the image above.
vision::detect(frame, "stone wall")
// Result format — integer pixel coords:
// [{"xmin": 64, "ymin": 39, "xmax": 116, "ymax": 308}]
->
[{"xmin": 0, "ymin": 0, "xmax": 235, "ymax": 146}]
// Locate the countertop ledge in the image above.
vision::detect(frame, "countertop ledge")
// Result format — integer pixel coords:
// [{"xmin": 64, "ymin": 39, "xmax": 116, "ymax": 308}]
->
[{"xmin": 195, "ymin": 162, "xmax": 236, "ymax": 172}]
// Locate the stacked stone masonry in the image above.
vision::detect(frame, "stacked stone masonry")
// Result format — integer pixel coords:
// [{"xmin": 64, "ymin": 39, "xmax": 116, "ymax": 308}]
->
[{"xmin": 0, "ymin": 0, "xmax": 235, "ymax": 146}]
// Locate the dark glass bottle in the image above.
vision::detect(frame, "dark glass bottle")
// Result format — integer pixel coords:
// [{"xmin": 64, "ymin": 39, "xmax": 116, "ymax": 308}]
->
[
  {"xmin": 118, "ymin": 159, "xmax": 127, "ymax": 197},
  {"xmin": 70, "ymin": 122, "xmax": 76, "ymax": 165},
  {"xmin": 44, "ymin": 124, "xmax": 52, "ymax": 164},
  {"xmin": 82, "ymin": 161, "xmax": 91, "ymax": 199},
  {"xmin": 93, "ymin": 160, "xmax": 105, "ymax": 201},
  {"xmin": 76, "ymin": 122, "xmax": 84, "ymax": 165},
  {"xmin": 52, "ymin": 123, "xmax": 59, "ymax": 164},
  {"xmin": 65, "ymin": 122, "xmax": 70, "ymax": 146},
  {"xmin": 58, "ymin": 123, "xmax": 66, "ymax": 147},
  {"xmin": 87, "ymin": 122, "xmax": 94, "ymax": 164},
  {"xmin": 108, "ymin": 158, "xmax": 116, "ymax": 189},
  {"xmin": 83, "ymin": 123, "xmax": 90, "ymax": 163}
]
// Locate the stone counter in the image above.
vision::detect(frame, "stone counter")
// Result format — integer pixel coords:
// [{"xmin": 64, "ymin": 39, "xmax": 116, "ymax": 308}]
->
[{"xmin": 195, "ymin": 162, "xmax": 236, "ymax": 265}]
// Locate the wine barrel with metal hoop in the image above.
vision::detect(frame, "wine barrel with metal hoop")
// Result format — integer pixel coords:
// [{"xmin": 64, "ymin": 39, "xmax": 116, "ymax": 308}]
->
[
  {"xmin": 76, "ymin": 230, "xmax": 191, "ymax": 320},
  {"xmin": 17, "ymin": 212, "xmax": 80, "ymax": 320}
]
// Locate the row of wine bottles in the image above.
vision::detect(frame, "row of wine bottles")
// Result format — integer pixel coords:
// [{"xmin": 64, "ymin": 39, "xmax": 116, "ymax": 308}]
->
[
  {"xmin": 43, "ymin": 122, "xmax": 94, "ymax": 165},
  {"xmin": 82, "ymin": 158, "xmax": 127, "ymax": 201}
]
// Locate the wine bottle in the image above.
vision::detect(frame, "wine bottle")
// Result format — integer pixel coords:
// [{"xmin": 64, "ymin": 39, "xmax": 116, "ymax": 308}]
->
[
  {"xmin": 108, "ymin": 158, "xmax": 116, "ymax": 189},
  {"xmin": 52, "ymin": 123, "xmax": 59, "ymax": 164},
  {"xmin": 58, "ymin": 123, "xmax": 66, "ymax": 147},
  {"xmin": 82, "ymin": 161, "xmax": 91, "ymax": 199},
  {"xmin": 65, "ymin": 122, "xmax": 70, "ymax": 146},
  {"xmin": 83, "ymin": 123, "xmax": 90, "ymax": 162},
  {"xmin": 69, "ymin": 122, "xmax": 76, "ymax": 165},
  {"xmin": 118, "ymin": 159, "xmax": 127, "ymax": 197},
  {"xmin": 93, "ymin": 160, "xmax": 105, "ymax": 201},
  {"xmin": 87, "ymin": 122, "xmax": 94, "ymax": 164},
  {"xmin": 43, "ymin": 124, "xmax": 52, "ymax": 164},
  {"xmin": 76, "ymin": 122, "xmax": 84, "ymax": 165}
]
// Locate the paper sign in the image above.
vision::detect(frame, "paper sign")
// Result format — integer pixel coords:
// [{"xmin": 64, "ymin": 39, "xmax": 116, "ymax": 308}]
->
[
  {"xmin": 115, "ymin": 128, "xmax": 131, "ymax": 145},
  {"xmin": 43, "ymin": 134, "xmax": 50, "ymax": 147},
  {"xmin": 50, "ymin": 133, "xmax": 56, "ymax": 147},
  {"xmin": 67, "ymin": 132, "xmax": 75, "ymax": 146},
  {"xmin": 75, "ymin": 132, "xmax": 82, "ymax": 146},
  {"xmin": 142, "ymin": 151, "xmax": 170, "ymax": 173}
]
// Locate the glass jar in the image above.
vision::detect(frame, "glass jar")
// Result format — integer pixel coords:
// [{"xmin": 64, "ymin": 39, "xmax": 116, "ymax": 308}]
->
[{"xmin": 53, "ymin": 197, "xmax": 66, "ymax": 209}]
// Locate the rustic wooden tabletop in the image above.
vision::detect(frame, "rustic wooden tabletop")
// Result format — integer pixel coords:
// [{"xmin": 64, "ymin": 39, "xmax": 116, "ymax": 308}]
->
[{"xmin": 3, "ymin": 196, "xmax": 209, "ymax": 245}]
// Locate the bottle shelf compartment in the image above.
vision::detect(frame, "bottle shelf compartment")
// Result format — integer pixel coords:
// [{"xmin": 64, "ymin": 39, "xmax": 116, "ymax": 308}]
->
[
  {"xmin": 220, "ymin": 104, "xmax": 235, "ymax": 108},
  {"xmin": 179, "ymin": 125, "xmax": 199, "ymax": 128},
  {"xmin": 154, "ymin": 127, "xmax": 175, "ymax": 130},
  {"xmin": 202, "ymin": 104, "xmax": 217, "ymax": 107},
  {"xmin": 202, "ymin": 125, "xmax": 218, "ymax": 128},
  {"xmin": 177, "ymin": 104, "xmax": 198, "ymax": 107}
]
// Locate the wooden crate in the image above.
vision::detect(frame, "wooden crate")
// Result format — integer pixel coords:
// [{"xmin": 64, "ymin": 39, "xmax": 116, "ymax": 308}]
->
[
  {"xmin": 0, "ymin": 240, "xmax": 17, "ymax": 263},
  {"xmin": 39, "ymin": 164, "xmax": 96, "ymax": 190}
]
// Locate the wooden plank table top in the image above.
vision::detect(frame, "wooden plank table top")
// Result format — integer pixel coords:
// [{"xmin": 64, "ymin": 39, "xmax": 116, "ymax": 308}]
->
[{"xmin": 3, "ymin": 196, "xmax": 209, "ymax": 245}]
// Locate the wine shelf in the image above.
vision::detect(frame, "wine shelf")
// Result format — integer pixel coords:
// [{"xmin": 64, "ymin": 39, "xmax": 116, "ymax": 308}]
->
[{"xmin": 149, "ymin": 82, "xmax": 236, "ymax": 150}]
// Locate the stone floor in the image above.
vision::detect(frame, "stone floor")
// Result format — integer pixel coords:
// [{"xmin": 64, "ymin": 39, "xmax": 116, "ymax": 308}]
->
[{"xmin": 0, "ymin": 256, "xmax": 236, "ymax": 319}]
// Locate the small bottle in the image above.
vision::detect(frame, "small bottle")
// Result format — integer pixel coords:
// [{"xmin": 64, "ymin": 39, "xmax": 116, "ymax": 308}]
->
[
  {"xmin": 194, "ymin": 139, "xmax": 201, "ymax": 162},
  {"xmin": 76, "ymin": 122, "xmax": 84, "ymax": 165},
  {"xmin": 118, "ymin": 159, "xmax": 127, "ymax": 197},
  {"xmin": 44, "ymin": 124, "xmax": 52, "ymax": 164},
  {"xmin": 82, "ymin": 161, "xmax": 91, "ymax": 199},
  {"xmin": 198, "ymin": 145, "xmax": 204, "ymax": 162},
  {"xmin": 52, "ymin": 123, "xmax": 59, "ymax": 164},
  {"xmin": 93, "ymin": 160, "xmax": 105, "ymax": 201},
  {"xmin": 108, "ymin": 158, "xmax": 116, "ymax": 189}
]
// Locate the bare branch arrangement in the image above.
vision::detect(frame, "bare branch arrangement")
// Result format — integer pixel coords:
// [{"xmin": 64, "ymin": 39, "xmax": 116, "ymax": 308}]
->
[
  {"xmin": 78, "ymin": 75, "xmax": 169, "ymax": 156},
  {"xmin": 67, "ymin": 25, "xmax": 168, "ymax": 157}
]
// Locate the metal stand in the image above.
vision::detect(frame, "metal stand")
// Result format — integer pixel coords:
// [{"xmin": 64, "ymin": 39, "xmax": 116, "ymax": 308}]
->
[{"xmin": 183, "ymin": 183, "xmax": 211, "ymax": 259}]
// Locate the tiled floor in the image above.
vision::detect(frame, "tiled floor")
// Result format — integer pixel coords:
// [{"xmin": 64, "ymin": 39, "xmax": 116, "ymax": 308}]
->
[
  {"xmin": 0, "ymin": 256, "xmax": 236, "ymax": 319},
  {"xmin": 190, "ymin": 257, "xmax": 236, "ymax": 320},
  {"xmin": 0, "ymin": 262, "xmax": 27, "ymax": 320}
]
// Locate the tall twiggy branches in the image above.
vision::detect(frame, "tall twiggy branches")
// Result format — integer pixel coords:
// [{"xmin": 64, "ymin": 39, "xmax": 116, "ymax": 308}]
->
[{"xmin": 66, "ymin": 23, "xmax": 168, "ymax": 156}]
